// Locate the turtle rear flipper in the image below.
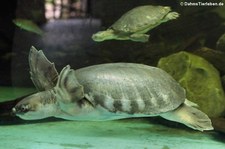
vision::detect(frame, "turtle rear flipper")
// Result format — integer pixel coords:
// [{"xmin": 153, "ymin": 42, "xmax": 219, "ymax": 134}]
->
[
  {"xmin": 160, "ymin": 103, "xmax": 213, "ymax": 131},
  {"xmin": 55, "ymin": 65, "xmax": 84, "ymax": 104},
  {"xmin": 29, "ymin": 46, "xmax": 58, "ymax": 91}
]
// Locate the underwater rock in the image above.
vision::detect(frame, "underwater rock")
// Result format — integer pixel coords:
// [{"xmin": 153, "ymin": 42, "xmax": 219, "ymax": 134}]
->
[
  {"xmin": 211, "ymin": 117, "xmax": 225, "ymax": 134},
  {"xmin": 157, "ymin": 51, "xmax": 225, "ymax": 117},
  {"xmin": 194, "ymin": 47, "xmax": 225, "ymax": 75},
  {"xmin": 216, "ymin": 33, "xmax": 225, "ymax": 52}
]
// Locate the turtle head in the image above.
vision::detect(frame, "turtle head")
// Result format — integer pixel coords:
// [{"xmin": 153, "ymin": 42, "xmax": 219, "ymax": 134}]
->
[
  {"xmin": 12, "ymin": 90, "xmax": 58, "ymax": 120},
  {"xmin": 92, "ymin": 29, "xmax": 115, "ymax": 42}
]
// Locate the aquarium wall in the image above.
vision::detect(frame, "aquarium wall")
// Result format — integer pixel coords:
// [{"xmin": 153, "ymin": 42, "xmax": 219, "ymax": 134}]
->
[
  {"xmin": 0, "ymin": 0, "xmax": 224, "ymax": 87},
  {"xmin": 0, "ymin": 0, "xmax": 225, "ymax": 149}
]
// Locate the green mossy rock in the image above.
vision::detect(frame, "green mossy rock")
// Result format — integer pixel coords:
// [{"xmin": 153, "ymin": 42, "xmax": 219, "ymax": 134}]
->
[{"xmin": 157, "ymin": 51, "xmax": 225, "ymax": 117}]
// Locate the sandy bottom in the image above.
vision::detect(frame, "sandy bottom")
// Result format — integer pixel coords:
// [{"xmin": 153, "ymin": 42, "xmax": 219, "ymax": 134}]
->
[{"xmin": 0, "ymin": 87, "xmax": 224, "ymax": 149}]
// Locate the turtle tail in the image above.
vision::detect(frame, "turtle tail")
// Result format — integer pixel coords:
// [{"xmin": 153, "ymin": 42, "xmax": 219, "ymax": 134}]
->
[{"xmin": 160, "ymin": 103, "xmax": 213, "ymax": 131}]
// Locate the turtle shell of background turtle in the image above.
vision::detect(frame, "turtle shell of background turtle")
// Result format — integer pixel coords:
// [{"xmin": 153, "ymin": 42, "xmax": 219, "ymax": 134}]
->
[
  {"xmin": 75, "ymin": 63, "xmax": 186, "ymax": 115},
  {"xmin": 111, "ymin": 5, "xmax": 171, "ymax": 33}
]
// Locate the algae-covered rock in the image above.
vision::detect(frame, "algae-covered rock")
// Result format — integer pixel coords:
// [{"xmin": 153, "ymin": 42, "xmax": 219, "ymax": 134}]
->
[{"xmin": 157, "ymin": 51, "xmax": 225, "ymax": 117}]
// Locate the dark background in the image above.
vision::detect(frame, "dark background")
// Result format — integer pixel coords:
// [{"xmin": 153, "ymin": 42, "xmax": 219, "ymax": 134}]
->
[{"xmin": 0, "ymin": 0, "xmax": 224, "ymax": 87}]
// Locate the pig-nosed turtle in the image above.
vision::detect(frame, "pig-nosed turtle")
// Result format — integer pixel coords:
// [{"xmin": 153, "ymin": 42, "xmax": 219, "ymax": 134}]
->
[
  {"xmin": 92, "ymin": 5, "xmax": 179, "ymax": 42},
  {"xmin": 12, "ymin": 47, "xmax": 213, "ymax": 131}
]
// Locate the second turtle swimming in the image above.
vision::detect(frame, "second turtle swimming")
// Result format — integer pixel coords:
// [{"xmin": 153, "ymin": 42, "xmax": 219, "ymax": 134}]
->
[{"xmin": 92, "ymin": 5, "xmax": 179, "ymax": 42}]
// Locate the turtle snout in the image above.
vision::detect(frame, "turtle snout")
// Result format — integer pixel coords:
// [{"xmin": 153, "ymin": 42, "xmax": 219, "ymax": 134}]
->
[{"xmin": 12, "ymin": 104, "xmax": 30, "ymax": 115}]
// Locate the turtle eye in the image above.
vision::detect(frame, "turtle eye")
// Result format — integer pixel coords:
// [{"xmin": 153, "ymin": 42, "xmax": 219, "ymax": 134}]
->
[
  {"xmin": 13, "ymin": 104, "xmax": 30, "ymax": 114},
  {"xmin": 21, "ymin": 105, "xmax": 29, "ymax": 112}
]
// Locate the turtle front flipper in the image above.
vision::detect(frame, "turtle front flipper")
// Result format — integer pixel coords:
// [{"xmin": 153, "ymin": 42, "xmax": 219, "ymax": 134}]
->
[
  {"xmin": 160, "ymin": 103, "xmax": 213, "ymax": 131},
  {"xmin": 55, "ymin": 65, "xmax": 84, "ymax": 104},
  {"xmin": 29, "ymin": 46, "xmax": 59, "ymax": 91},
  {"xmin": 130, "ymin": 34, "xmax": 149, "ymax": 42},
  {"xmin": 163, "ymin": 12, "xmax": 179, "ymax": 22}
]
